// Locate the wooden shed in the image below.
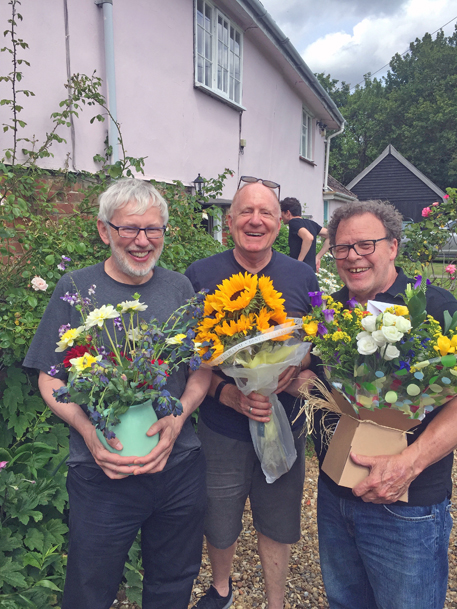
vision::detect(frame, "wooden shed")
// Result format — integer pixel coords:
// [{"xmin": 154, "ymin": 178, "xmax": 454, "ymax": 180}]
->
[{"xmin": 346, "ymin": 145, "xmax": 446, "ymax": 222}]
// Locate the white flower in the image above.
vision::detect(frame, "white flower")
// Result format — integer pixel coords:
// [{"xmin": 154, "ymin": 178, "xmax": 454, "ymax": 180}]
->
[
  {"xmin": 361, "ymin": 315, "xmax": 377, "ymax": 333},
  {"xmin": 311, "ymin": 346, "xmax": 322, "ymax": 356},
  {"xmin": 383, "ymin": 344, "xmax": 400, "ymax": 361},
  {"xmin": 55, "ymin": 326, "xmax": 85, "ymax": 352},
  {"xmin": 372, "ymin": 329, "xmax": 388, "ymax": 347},
  {"xmin": 395, "ymin": 316, "xmax": 412, "ymax": 333},
  {"xmin": 356, "ymin": 331, "xmax": 370, "ymax": 341},
  {"xmin": 382, "ymin": 312, "xmax": 397, "ymax": 326},
  {"xmin": 381, "ymin": 326, "xmax": 404, "ymax": 343},
  {"xmin": 118, "ymin": 300, "xmax": 148, "ymax": 314},
  {"xmin": 357, "ymin": 335, "xmax": 378, "ymax": 355},
  {"xmin": 85, "ymin": 305, "xmax": 119, "ymax": 328},
  {"xmin": 31, "ymin": 276, "xmax": 48, "ymax": 291},
  {"xmin": 127, "ymin": 327, "xmax": 142, "ymax": 340}
]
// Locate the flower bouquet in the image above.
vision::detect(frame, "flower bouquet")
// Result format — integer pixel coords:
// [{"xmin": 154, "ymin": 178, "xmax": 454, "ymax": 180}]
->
[
  {"xmin": 194, "ymin": 272, "xmax": 311, "ymax": 483},
  {"xmin": 51, "ymin": 287, "xmax": 206, "ymax": 454},
  {"xmin": 299, "ymin": 278, "xmax": 457, "ymax": 497}
]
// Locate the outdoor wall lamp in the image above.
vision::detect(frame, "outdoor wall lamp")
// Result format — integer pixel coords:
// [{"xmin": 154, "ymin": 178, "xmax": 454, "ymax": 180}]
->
[{"xmin": 193, "ymin": 173, "xmax": 205, "ymax": 195}]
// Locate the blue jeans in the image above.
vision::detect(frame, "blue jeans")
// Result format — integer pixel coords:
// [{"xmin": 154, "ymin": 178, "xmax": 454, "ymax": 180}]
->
[
  {"xmin": 63, "ymin": 448, "xmax": 206, "ymax": 609},
  {"xmin": 317, "ymin": 477, "xmax": 453, "ymax": 609}
]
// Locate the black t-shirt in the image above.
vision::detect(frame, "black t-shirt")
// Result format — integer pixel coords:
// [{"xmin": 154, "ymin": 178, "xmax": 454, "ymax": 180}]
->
[
  {"xmin": 288, "ymin": 218, "xmax": 322, "ymax": 271},
  {"xmin": 313, "ymin": 268, "xmax": 457, "ymax": 506},
  {"xmin": 185, "ymin": 249, "xmax": 319, "ymax": 441}
]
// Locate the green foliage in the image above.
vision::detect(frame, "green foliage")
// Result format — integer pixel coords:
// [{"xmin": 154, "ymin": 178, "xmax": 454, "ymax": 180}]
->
[{"xmin": 319, "ymin": 26, "xmax": 457, "ymax": 190}]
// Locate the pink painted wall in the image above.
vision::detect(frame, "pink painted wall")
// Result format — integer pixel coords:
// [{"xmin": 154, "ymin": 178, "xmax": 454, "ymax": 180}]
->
[{"xmin": 0, "ymin": 0, "xmax": 332, "ymax": 222}]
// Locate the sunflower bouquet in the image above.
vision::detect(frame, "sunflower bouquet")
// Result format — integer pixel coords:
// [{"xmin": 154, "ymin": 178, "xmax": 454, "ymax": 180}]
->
[
  {"xmin": 194, "ymin": 272, "xmax": 311, "ymax": 483},
  {"xmin": 301, "ymin": 278, "xmax": 457, "ymax": 421},
  {"xmin": 50, "ymin": 287, "xmax": 206, "ymax": 440}
]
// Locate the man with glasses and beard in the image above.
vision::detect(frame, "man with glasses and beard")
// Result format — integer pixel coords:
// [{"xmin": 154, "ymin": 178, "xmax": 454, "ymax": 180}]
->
[
  {"xmin": 185, "ymin": 177, "xmax": 319, "ymax": 609},
  {"xmin": 309, "ymin": 200, "xmax": 457, "ymax": 609},
  {"xmin": 24, "ymin": 179, "xmax": 211, "ymax": 609}
]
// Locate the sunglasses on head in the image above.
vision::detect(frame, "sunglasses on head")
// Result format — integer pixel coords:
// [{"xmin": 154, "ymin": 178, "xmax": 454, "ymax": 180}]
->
[{"xmin": 237, "ymin": 176, "xmax": 281, "ymax": 200}]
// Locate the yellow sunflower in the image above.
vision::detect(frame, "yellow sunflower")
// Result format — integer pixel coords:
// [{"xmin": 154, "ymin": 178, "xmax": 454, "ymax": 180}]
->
[
  {"xmin": 204, "ymin": 293, "xmax": 224, "ymax": 316},
  {"xmin": 215, "ymin": 314, "xmax": 254, "ymax": 337},
  {"xmin": 258, "ymin": 275, "xmax": 285, "ymax": 311},
  {"xmin": 215, "ymin": 272, "xmax": 258, "ymax": 313}
]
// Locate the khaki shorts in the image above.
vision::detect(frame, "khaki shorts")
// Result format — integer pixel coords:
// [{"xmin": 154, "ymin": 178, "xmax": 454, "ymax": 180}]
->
[{"xmin": 197, "ymin": 420, "xmax": 306, "ymax": 549}]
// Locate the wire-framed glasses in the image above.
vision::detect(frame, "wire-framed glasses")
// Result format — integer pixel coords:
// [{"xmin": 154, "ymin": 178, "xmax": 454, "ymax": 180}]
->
[
  {"xmin": 107, "ymin": 221, "xmax": 166, "ymax": 240},
  {"xmin": 238, "ymin": 176, "xmax": 281, "ymax": 200},
  {"xmin": 329, "ymin": 237, "xmax": 389, "ymax": 260}
]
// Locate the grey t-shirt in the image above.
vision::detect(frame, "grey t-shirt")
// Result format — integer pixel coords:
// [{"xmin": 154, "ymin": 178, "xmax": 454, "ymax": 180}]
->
[{"xmin": 23, "ymin": 262, "xmax": 201, "ymax": 470}]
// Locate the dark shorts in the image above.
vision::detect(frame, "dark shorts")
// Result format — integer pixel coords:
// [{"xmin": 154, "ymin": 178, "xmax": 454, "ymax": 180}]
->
[{"xmin": 198, "ymin": 420, "xmax": 306, "ymax": 548}]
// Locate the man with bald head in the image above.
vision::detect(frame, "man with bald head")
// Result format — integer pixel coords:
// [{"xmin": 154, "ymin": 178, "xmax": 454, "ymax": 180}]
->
[{"xmin": 186, "ymin": 177, "xmax": 318, "ymax": 609}]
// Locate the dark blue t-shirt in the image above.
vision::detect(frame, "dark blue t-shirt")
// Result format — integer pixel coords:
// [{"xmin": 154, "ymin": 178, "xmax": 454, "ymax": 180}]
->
[{"xmin": 185, "ymin": 249, "xmax": 319, "ymax": 441}]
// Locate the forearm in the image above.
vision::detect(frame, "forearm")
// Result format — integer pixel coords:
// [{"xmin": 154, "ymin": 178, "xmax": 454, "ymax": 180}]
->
[
  {"xmin": 297, "ymin": 238, "xmax": 312, "ymax": 262},
  {"xmin": 179, "ymin": 366, "xmax": 212, "ymax": 420},
  {"xmin": 316, "ymin": 238, "xmax": 330, "ymax": 261}
]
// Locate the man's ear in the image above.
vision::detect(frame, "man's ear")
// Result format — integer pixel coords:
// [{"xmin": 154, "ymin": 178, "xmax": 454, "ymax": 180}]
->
[{"xmin": 97, "ymin": 219, "xmax": 110, "ymax": 245}]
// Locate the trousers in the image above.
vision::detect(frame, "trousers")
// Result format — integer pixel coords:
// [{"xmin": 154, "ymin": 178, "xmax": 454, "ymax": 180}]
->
[
  {"xmin": 317, "ymin": 477, "xmax": 452, "ymax": 609},
  {"xmin": 62, "ymin": 448, "xmax": 206, "ymax": 609}
]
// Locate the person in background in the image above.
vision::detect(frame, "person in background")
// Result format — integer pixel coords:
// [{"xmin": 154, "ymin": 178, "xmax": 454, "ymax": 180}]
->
[
  {"xmin": 23, "ymin": 179, "xmax": 211, "ymax": 609},
  {"xmin": 280, "ymin": 196, "xmax": 329, "ymax": 272}
]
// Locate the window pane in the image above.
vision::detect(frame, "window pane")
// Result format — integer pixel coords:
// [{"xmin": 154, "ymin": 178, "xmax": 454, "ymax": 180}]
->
[
  {"xmin": 205, "ymin": 5, "xmax": 212, "ymax": 30},
  {"xmin": 205, "ymin": 60, "xmax": 212, "ymax": 86},
  {"xmin": 197, "ymin": 55, "xmax": 203, "ymax": 84},
  {"xmin": 205, "ymin": 30, "xmax": 212, "ymax": 61}
]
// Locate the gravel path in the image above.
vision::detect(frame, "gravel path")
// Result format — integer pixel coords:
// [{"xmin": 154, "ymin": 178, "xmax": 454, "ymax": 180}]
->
[{"xmin": 116, "ymin": 455, "xmax": 457, "ymax": 608}]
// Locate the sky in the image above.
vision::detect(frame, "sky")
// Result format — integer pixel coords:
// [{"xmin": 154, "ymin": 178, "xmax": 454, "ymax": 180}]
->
[{"xmin": 260, "ymin": 0, "xmax": 457, "ymax": 88}]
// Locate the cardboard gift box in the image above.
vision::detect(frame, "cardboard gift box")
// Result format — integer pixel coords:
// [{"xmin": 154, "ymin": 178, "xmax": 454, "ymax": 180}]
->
[{"xmin": 321, "ymin": 390, "xmax": 421, "ymax": 502}]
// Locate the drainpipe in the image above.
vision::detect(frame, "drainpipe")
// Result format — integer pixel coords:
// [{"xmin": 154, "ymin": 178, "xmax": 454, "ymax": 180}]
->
[
  {"xmin": 95, "ymin": 0, "xmax": 119, "ymax": 164},
  {"xmin": 324, "ymin": 121, "xmax": 345, "ymax": 191}
]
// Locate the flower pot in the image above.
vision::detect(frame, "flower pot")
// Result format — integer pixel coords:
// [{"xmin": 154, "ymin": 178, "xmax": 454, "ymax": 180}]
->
[{"xmin": 96, "ymin": 400, "xmax": 159, "ymax": 457}]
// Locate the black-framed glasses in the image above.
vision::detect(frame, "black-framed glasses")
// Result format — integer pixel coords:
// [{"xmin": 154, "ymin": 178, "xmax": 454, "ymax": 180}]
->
[
  {"xmin": 107, "ymin": 221, "xmax": 166, "ymax": 240},
  {"xmin": 238, "ymin": 176, "xmax": 281, "ymax": 200},
  {"xmin": 329, "ymin": 237, "xmax": 389, "ymax": 260}
]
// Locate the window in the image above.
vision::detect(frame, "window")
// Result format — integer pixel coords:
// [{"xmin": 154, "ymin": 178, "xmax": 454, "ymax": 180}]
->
[
  {"xmin": 195, "ymin": 0, "xmax": 243, "ymax": 106},
  {"xmin": 300, "ymin": 108, "xmax": 313, "ymax": 160}
]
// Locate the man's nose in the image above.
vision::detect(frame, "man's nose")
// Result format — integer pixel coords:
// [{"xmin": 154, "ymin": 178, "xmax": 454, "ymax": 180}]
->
[{"xmin": 134, "ymin": 230, "xmax": 150, "ymax": 246}]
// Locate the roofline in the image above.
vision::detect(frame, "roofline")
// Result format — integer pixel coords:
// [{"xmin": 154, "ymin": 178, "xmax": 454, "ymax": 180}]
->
[
  {"xmin": 346, "ymin": 144, "xmax": 447, "ymax": 198},
  {"xmin": 323, "ymin": 192, "xmax": 357, "ymax": 202},
  {"xmin": 235, "ymin": 0, "xmax": 345, "ymax": 128}
]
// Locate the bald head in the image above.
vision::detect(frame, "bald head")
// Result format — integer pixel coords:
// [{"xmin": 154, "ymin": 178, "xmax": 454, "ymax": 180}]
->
[{"xmin": 229, "ymin": 182, "xmax": 281, "ymax": 218}]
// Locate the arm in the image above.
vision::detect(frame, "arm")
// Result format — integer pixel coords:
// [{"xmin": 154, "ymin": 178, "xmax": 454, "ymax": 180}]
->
[
  {"xmin": 297, "ymin": 227, "xmax": 314, "ymax": 262},
  {"xmin": 38, "ymin": 371, "xmax": 143, "ymax": 479},
  {"xmin": 351, "ymin": 397, "xmax": 457, "ymax": 503},
  {"xmin": 316, "ymin": 228, "xmax": 330, "ymax": 272},
  {"xmin": 131, "ymin": 365, "xmax": 212, "ymax": 474}
]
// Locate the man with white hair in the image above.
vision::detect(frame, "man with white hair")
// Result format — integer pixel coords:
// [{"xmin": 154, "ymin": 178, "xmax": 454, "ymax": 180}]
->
[{"xmin": 24, "ymin": 178, "xmax": 211, "ymax": 609}]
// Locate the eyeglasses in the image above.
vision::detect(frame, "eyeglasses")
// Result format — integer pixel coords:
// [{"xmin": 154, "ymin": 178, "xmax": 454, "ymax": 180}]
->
[
  {"xmin": 238, "ymin": 176, "xmax": 281, "ymax": 200},
  {"xmin": 329, "ymin": 238, "xmax": 389, "ymax": 260},
  {"xmin": 107, "ymin": 221, "xmax": 166, "ymax": 240}
]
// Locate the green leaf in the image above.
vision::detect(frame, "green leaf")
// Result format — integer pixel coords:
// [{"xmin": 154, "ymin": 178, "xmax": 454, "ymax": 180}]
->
[
  {"xmin": 0, "ymin": 556, "xmax": 28, "ymax": 588},
  {"xmin": 44, "ymin": 254, "xmax": 55, "ymax": 265},
  {"xmin": 27, "ymin": 296, "xmax": 38, "ymax": 308}
]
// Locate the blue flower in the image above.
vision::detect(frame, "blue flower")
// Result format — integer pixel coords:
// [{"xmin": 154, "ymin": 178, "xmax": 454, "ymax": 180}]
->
[
  {"xmin": 48, "ymin": 365, "xmax": 59, "ymax": 377},
  {"xmin": 309, "ymin": 291, "xmax": 323, "ymax": 307},
  {"xmin": 189, "ymin": 355, "xmax": 201, "ymax": 371},
  {"xmin": 318, "ymin": 322, "xmax": 328, "ymax": 336},
  {"xmin": 323, "ymin": 309, "xmax": 335, "ymax": 322},
  {"xmin": 346, "ymin": 298, "xmax": 358, "ymax": 308}
]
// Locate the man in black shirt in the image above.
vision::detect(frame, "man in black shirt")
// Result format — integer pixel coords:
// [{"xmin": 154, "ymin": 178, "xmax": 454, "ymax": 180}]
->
[
  {"xmin": 280, "ymin": 197, "xmax": 329, "ymax": 271},
  {"xmin": 310, "ymin": 200, "xmax": 457, "ymax": 609}
]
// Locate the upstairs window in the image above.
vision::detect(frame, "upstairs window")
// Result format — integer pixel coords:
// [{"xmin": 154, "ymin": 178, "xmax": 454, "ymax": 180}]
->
[
  {"xmin": 195, "ymin": 0, "xmax": 243, "ymax": 106},
  {"xmin": 301, "ymin": 108, "xmax": 313, "ymax": 160}
]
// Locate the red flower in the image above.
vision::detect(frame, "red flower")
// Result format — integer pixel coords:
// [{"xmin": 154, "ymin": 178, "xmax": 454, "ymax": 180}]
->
[{"xmin": 63, "ymin": 345, "xmax": 95, "ymax": 368}]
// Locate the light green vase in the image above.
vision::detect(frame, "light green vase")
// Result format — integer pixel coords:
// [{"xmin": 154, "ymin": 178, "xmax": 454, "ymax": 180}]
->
[{"xmin": 96, "ymin": 399, "xmax": 159, "ymax": 457}]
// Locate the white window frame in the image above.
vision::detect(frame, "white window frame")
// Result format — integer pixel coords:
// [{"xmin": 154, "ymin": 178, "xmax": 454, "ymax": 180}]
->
[
  {"xmin": 300, "ymin": 108, "xmax": 314, "ymax": 161},
  {"xmin": 194, "ymin": 0, "xmax": 243, "ymax": 108}
]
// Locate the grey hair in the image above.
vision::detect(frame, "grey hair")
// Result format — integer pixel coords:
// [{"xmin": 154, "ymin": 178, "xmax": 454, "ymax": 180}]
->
[
  {"xmin": 327, "ymin": 200, "xmax": 403, "ymax": 246},
  {"xmin": 98, "ymin": 178, "xmax": 169, "ymax": 225}
]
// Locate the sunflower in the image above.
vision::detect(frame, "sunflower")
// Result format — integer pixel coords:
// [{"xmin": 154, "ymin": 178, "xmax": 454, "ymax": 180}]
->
[
  {"xmin": 215, "ymin": 314, "xmax": 254, "ymax": 338},
  {"xmin": 197, "ymin": 333, "xmax": 224, "ymax": 362},
  {"xmin": 258, "ymin": 275, "xmax": 285, "ymax": 311},
  {"xmin": 204, "ymin": 293, "xmax": 224, "ymax": 316},
  {"xmin": 215, "ymin": 272, "xmax": 258, "ymax": 313}
]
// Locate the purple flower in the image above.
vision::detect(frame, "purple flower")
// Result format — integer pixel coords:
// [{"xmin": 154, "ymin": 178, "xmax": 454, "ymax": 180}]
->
[
  {"xmin": 346, "ymin": 297, "xmax": 358, "ymax": 308},
  {"xmin": 88, "ymin": 284, "xmax": 96, "ymax": 295},
  {"xmin": 114, "ymin": 317, "xmax": 123, "ymax": 331},
  {"xmin": 58, "ymin": 323, "xmax": 71, "ymax": 337},
  {"xmin": 57, "ymin": 262, "xmax": 66, "ymax": 271},
  {"xmin": 323, "ymin": 308, "xmax": 335, "ymax": 322},
  {"xmin": 414, "ymin": 275, "xmax": 422, "ymax": 289},
  {"xmin": 48, "ymin": 365, "xmax": 59, "ymax": 377},
  {"xmin": 62, "ymin": 255, "xmax": 71, "ymax": 262},
  {"xmin": 317, "ymin": 322, "xmax": 328, "ymax": 336},
  {"xmin": 60, "ymin": 292, "xmax": 79, "ymax": 306},
  {"xmin": 309, "ymin": 291, "xmax": 323, "ymax": 307}
]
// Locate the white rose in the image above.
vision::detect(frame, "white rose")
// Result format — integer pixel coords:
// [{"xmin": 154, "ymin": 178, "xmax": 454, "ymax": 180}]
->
[
  {"xmin": 31, "ymin": 276, "xmax": 48, "ymax": 291},
  {"xmin": 381, "ymin": 326, "xmax": 404, "ymax": 343},
  {"xmin": 361, "ymin": 315, "xmax": 377, "ymax": 333},
  {"xmin": 395, "ymin": 316, "xmax": 412, "ymax": 333},
  {"xmin": 383, "ymin": 344, "xmax": 400, "ymax": 360},
  {"xmin": 372, "ymin": 329, "xmax": 387, "ymax": 347},
  {"xmin": 382, "ymin": 312, "xmax": 397, "ymax": 326},
  {"xmin": 356, "ymin": 331, "xmax": 371, "ymax": 341},
  {"xmin": 357, "ymin": 335, "xmax": 378, "ymax": 355}
]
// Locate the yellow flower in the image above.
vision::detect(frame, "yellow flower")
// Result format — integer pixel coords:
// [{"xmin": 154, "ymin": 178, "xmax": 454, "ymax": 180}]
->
[
  {"xmin": 434, "ymin": 335, "xmax": 455, "ymax": 356},
  {"xmin": 394, "ymin": 305, "xmax": 409, "ymax": 316},
  {"xmin": 304, "ymin": 321, "xmax": 318, "ymax": 336},
  {"xmin": 85, "ymin": 305, "xmax": 119, "ymax": 329},
  {"xmin": 55, "ymin": 326, "xmax": 85, "ymax": 352},
  {"xmin": 69, "ymin": 353, "xmax": 102, "ymax": 372},
  {"xmin": 258, "ymin": 275, "xmax": 285, "ymax": 311},
  {"xmin": 204, "ymin": 293, "xmax": 223, "ymax": 316},
  {"xmin": 215, "ymin": 272, "xmax": 258, "ymax": 312},
  {"xmin": 165, "ymin": 333, "xmax": 186, "ymax": 345},
  {"xmin": 331, "ymin": 331, "xmax": 345, "ymax": 341},
  {"xmin": 215, "ymin": 314, "xmax": 254, "ymax": 337}
]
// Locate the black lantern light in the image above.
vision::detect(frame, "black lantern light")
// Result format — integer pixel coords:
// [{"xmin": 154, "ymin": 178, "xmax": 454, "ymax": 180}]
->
[{"xmin": 193, "ymin": 173, "xmax": 205, "ymax": 196}]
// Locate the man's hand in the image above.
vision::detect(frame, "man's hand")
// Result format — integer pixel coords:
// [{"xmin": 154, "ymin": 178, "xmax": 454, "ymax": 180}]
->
[
  {"xmin": 350, "ymin": 452, "xmax": 416, "ymax": 504},
  {"xmin": 220, "ymin": 383, "xmax": 272, "ymax": 422},
  {"xmin": 274, "ymin": 364, "xmax": 301, "ymax": 394},
  {"xmin": 128, "ymin": 414, "xmax": 184, "ymax": 475},
  {"xmin": 83, "ymin": 426, "xmax": 145, "ymax": 479}
]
